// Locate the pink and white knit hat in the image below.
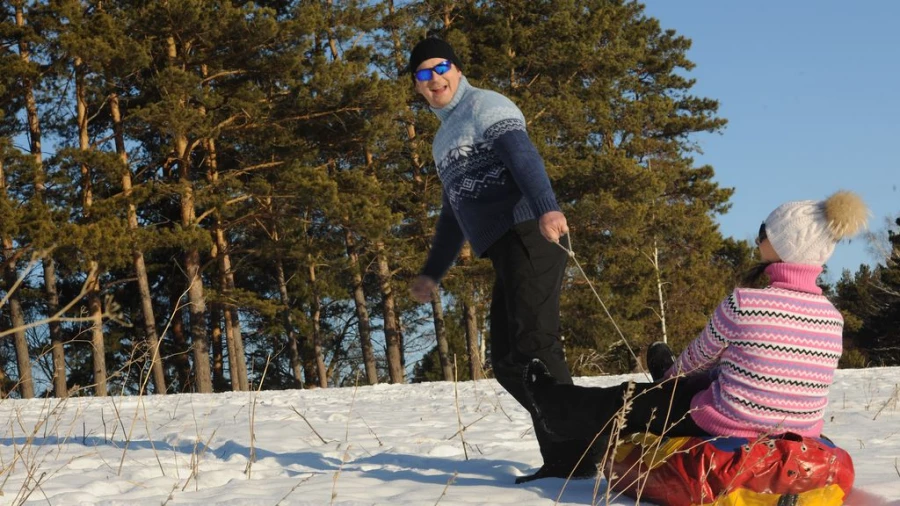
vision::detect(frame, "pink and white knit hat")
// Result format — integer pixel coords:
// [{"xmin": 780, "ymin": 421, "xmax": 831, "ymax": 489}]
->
[{"xmin": 764, "ymin": 191, "xmax": 869, "ymax": 265}]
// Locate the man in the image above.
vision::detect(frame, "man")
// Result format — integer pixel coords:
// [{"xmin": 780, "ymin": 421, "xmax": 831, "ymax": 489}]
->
[{"xmin": 406, "ymin": 37, "xmax": 596, "ymax": 483}]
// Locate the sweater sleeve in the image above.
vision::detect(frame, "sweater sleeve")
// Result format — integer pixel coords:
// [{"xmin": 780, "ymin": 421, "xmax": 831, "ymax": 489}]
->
[
  {"xmin": 420, "ymin": 191, "xmax": 466, "ymax": 283},
  {"xmin": 665, "ymin": 292, "xmax": 738, "ymax": 378},
  {"xmin": 492, "ymin": 129, "xmax": 561, "ymax": 218}
]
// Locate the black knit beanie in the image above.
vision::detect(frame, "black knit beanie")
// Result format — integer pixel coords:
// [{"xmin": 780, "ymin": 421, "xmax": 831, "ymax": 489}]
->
[{"xmin": 408, "ymin": 38, "xmax": 462, "ymax": 77}]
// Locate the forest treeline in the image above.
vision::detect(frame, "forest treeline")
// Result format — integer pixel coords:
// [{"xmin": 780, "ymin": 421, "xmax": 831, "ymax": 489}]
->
[{"xmin": 1, "ymin": 0, "xmax": 897, "ymax": 398}]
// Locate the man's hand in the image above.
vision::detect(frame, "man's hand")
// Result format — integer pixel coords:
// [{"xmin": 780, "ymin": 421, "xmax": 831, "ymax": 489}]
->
[
  {"xmin": 410, "ymin": 275, "xmax": 437, "ymax": 303},
  {"xmin": 539, "ymin": 211, "xmax": 569, "ymax": 243}
]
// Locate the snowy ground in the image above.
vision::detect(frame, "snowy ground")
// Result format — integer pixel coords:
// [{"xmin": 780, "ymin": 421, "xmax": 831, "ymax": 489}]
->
[{"xmin": 1, "ymin": 368, "xmax": 899, "ymax": 505}]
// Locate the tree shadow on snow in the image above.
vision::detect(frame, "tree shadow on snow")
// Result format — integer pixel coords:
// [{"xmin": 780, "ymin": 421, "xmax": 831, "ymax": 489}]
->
[
  {"xmin": 218, "ymin": 439, "xmax": 610, "ymax": 503},
  {"xmin": 0, "ymin": 435, "xmax": 609, "ymax": 502}
]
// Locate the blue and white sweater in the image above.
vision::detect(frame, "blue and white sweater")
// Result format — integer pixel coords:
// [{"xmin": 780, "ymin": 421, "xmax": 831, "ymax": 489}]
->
[{"xmin": 421, "ymin": 76, "xmax": 562, "ymax": 281}]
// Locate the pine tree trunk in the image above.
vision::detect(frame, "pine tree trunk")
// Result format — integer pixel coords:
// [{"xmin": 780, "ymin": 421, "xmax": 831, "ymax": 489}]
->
[
  {"xmin": 275, "ymin": 258, "xmax": 303, "ymax": 387},
  {"xmin": 430, "ymin": 286, "xmax": 454, "ymax": 382},
  {"xmin": 358, "ymin": 145, "xmax": 404, "ymax": 383},
  {"xmin": 197, "ymin": 74, "xmax": 237, "ymax": 392},
  {"xmin": 459, "ymin": 245, "xmax": 482, "ymax": 380},
  {"xmin": 209, "ymin": 301, "xmax": 226, "ymax": 391},
  {"xmin": 463, "ymin": 297, "xmax": 482, "ymax": 380},
  {"xmin": 110, "ymin": 93, "xmax": 166, "ymax": 394},
  {"xmin": 2, "ymin": 237, "xmax": 33, "ymax": 399},
  {"xmin": 179, "ymin": 160, "xmax": 211, "ymax": 393},
  {"xmin": 86, "ymin": 269, "xmax": 107, "ymax": 395},
  {"xmin": 184, "ymin": 247, "xmax": 211, "ymax": 393},
  {"xmin": 215, "ymin": 223, "xmax": 249, "ymax": 391},
  {"xmin": 0, "ymin": 363, "xmax": 8, "ymax": 398},
  {"xmin": 44, "ymin": 259, "xmax": 65, "ymax": 397},
  {"xmin": 167, "ymin": 35, "xmax": 212, "ymax": 394},
  {"xmin": 307, "ymin": 258, "xmax": 328, "ymax": 388},
  {"xmin": 74, "ymin": 56, "xmax": 107, "ymax": 396},
  {"xmin": 17, "ymin": 2, "xmax": 57, "ymax": 398},
  {"xmin": 301, "ymin": 340, "xmax": 318, "ymax": 387},
  {"xmin": 1, "ymin": 157, "xmax": 34, "ymax": 398},
  {"xmin": 344, "ymin": 228, "xmax": 378, "ymax": 385},
  {"xmin": 375, "ymin": 240, "xmax": 404, "ymax": 383},
  {"xmin": 204, "ymin": 135, "xmax": 248, "ymax": 391},
  {"xmin": 220, "ymin": 272, "xmax": 241, "ymax": 391},
  {"xmin": 168, "ymin": 272, "xmax": 192, "ymax": 391}
]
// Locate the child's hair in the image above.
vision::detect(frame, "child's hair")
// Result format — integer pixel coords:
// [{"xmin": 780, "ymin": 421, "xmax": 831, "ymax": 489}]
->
[{"xmin": 738, "ymin": 262, "xmax": 772, "ymax": 288}]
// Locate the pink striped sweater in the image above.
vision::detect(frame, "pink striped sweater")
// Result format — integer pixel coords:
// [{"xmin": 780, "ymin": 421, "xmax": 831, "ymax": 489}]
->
[{"xmin": 664, "ymin": 263, "xmax": 843, "ymax": 438}]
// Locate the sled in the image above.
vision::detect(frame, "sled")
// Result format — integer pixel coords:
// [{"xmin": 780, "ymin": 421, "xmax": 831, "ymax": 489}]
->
[{"xmin": 604, "ymin": 432, "xmax": 854, "ymax": 506}]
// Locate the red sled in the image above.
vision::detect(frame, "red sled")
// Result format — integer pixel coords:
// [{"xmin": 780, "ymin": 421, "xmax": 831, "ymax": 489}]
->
[{"xmin": 603, "ymin": 432, "xmax": 854, "ymax": 506}]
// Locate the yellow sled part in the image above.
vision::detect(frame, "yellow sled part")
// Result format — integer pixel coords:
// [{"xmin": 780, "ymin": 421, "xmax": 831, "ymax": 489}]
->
[{"xmin": 698, "ymin": 483, "xmax": 846, "ymax": 506}]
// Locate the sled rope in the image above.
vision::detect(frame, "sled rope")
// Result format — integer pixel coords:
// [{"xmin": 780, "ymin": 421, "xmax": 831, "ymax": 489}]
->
[{"xmin": 556, "ymin": 234, "xmax": 649, "ymax": 380}]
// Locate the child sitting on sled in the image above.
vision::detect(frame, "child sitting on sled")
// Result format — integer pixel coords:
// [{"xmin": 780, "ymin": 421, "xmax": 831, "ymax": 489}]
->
[{"xmin": 525, "ymin": 190, "xmax": 869, "ymax": 442}]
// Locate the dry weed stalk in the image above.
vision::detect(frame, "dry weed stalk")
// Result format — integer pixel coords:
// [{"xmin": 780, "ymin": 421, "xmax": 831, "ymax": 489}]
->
[
  {"xmin": 357, "ymin": 412, "xmax": 383, "ymax": 447},
  {"xmin": 245, "ymin": 353, "xmax": 272, "ymax": 478},
  {"xmin": 471, "ymin": 369, "xmax": 513, "ymax": 423},
  {"xmin": 275, "ymin": 472, "xmax": 316, "ymax": 505},
  {"xmin": 452, "ymin": 355, "xmax": 470, "ymax": 460},
  {"xmin": 115, "ymin": 289, "xmax": 191, "ymax": 479},
  {"xmin": 433, "ymin": 471, "xmax": 458, "ymax": 506},
  {"xmin": 600, "ymin": 381, "xmax": 636, "ymax": 505},
  {"xmin": 329, "ymin": 445, "xmax": 351, "ymax": 506},
  {"xmin": 873, "ymin": 383, "xmax": 900, "ymax": 420},
  {"xmin": 177, "ymin": 397, "xmax": 217, "ymax": 492},
  {"xmin": 344, "ymin": 371, "xmax": 361, "ymax": 444},
  {"xmin": 0, "ymin": 396, "xmax": 88, "ymax": 504},
  {"xmin": 290, "ymin": 405, "xmax": 332, "ymax": 445}
]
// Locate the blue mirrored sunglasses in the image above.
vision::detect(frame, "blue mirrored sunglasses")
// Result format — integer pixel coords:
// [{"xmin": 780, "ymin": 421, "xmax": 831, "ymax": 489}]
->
[{"xmin": 414, "ymin": 61, "xmax": 452, "ymax": 81}]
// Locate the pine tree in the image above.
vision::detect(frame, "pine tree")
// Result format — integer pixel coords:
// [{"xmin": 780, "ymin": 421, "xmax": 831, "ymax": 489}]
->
[
  {"xmin": 0, "ymin": 9, "xmax": 36, "ymax": 398},
  {"xmin": 3, "ymin": 0, "xmax": 58, "ymax": 398},
  {"xmin": 836, "ymin": 219, "xmax": 900, "ymax": 367},
  {"xmin": 0, "ymin": 144, "xmax": 33, "ymax": 398},
  {"xmin": 873, "ymin": 221, "xmax": 900, "ymax": 364}
]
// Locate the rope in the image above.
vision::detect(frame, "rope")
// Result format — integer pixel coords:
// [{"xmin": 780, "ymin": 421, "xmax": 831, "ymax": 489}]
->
[{"xmin": 555, "ymin": 233, "xmax": 650, "ymax": 381}]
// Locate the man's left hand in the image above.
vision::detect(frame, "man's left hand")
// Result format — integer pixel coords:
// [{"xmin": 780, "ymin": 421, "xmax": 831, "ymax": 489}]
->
[{"xmin": 539, "ymin": 211, "xmax": 569, "ymax": 243}]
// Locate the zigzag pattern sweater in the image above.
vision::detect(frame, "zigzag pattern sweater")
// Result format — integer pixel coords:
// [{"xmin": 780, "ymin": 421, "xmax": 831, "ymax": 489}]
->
[
  {"xmin": 421, "ymin": 76, "xmax": 560, "ymax": 282},
  {"xmin": 665, "ymin": 263, "xmax": 843, "ymax": 438}
]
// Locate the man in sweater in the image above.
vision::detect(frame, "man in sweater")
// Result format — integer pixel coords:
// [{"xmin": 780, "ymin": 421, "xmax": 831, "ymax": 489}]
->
[{"xmin": 406, "ymin": 38, "xmax": 595, "ymax": 482}]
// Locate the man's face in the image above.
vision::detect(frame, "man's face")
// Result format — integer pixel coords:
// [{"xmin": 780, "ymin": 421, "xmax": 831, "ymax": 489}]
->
[{"xmin": 414, "ymin": 58, "xmax": 461, "ymax": 109}]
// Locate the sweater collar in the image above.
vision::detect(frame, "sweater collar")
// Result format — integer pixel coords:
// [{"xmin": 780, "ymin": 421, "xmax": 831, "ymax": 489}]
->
[
  {"xmin": 431, "ymin": 75, "xmax": 471, "ymax": 122},
  {"xmin": 765, "ymin": 263, "xmax": 824, "ymax": 294}
]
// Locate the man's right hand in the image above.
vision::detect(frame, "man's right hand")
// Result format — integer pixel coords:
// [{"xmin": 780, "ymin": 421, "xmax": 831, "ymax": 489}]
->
[{"xmin": 410, "ymin": 275, "xmax": 437, "ymax": 303}]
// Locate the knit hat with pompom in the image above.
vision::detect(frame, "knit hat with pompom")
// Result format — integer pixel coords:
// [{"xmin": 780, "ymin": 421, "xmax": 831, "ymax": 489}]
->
[{"xmin": 764, "ymin": 190, "xmax": 870, "ymax": 265}]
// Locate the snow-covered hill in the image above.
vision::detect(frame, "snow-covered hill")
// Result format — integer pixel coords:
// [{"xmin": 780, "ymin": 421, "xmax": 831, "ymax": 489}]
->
[{"xmin": 1, "ymin": 368, "xmax": 898, "ymax": 505}]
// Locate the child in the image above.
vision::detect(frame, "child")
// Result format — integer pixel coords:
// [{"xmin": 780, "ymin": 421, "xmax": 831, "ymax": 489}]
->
[{"xmin": 525, "ymin": 191, "xmax": 869, "ymax": 441}]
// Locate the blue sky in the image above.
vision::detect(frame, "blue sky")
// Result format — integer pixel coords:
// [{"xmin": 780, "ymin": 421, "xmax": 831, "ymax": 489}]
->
[{"xmin": 640, "ymin": 0, "xmax": 900, "ymax": 281}]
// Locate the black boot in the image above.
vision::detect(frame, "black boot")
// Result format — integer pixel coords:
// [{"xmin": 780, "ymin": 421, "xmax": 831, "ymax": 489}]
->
[
  {"xmin": 515, "ymin": 360, "xmax": 602, "ymax": 484},
  {"xmin": 515, "ymin": 432, "xmax": 599, "ymax": 484},
  {"xmin": 515, "ymin": 457, "xmax": 597, "ymax": 484},
  {"xmin": 646, "ymin": 341, "xmax": 675, "ymax": 382},
  {"xmin": 523, "ymin": 359, "xmax": 614, "ymax": 441},
  {"xmin": 522, "ymin": 359, "xmax": 567, "ymax": 438}
]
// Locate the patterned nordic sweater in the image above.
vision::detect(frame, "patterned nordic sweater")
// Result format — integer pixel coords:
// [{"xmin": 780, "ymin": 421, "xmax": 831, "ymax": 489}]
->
[
  {"xmin": 664, "ymin": 263, "xmax": 843, "ymax": 438},
  {"xmin": 420, "ymin": 76, "xmax": 560, "ymax": 282}
]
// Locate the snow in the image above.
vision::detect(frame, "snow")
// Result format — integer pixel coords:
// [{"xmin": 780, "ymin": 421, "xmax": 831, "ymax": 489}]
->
[{"xmin": 2, "ymin": 368, "xmax": 899, "ymax": 505}]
